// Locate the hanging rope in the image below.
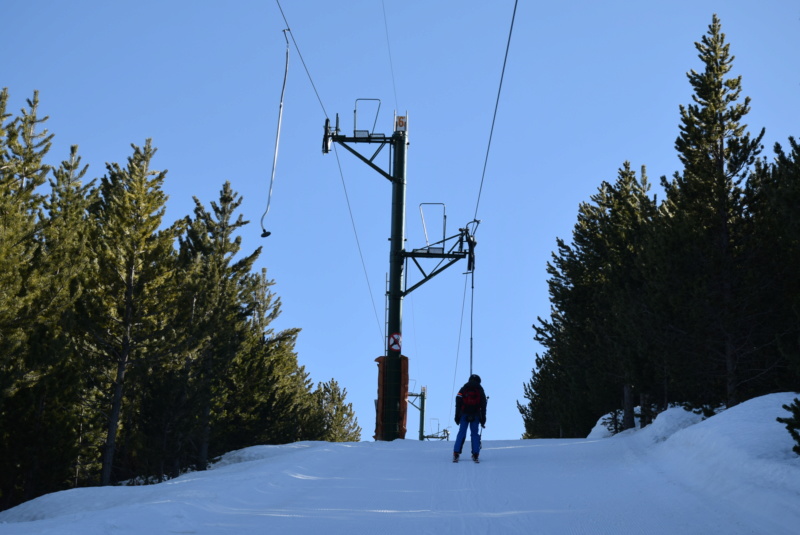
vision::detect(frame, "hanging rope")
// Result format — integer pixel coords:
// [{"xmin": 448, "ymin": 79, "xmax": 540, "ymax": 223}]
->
[
  {"xmin": 469, "ymin": 269, "xmax": 475, "ymax": 376},
  {"xmin": 450, "ymin": 273, "xmax": 471, "ymax": 422},
  {"xmin": 260, "ymin": 29, "xmax": 290, "ymax": 238}
]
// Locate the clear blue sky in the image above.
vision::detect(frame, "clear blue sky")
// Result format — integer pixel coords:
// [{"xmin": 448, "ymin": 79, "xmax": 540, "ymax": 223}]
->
[{"xmin": 5, "ymin": 1, "xmax": 799, "ymax": 440}]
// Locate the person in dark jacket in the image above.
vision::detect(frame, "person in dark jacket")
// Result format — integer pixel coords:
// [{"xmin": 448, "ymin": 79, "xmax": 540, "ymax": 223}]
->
[{"xmin": 453, "ymin": 374, "xmax": 487, "ymax": 461}]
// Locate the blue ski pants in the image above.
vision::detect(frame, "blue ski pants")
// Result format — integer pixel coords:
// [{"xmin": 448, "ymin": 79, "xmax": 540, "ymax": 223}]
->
[{"xmin": 454, "ymin": 414, "xmax": 481, "ymax": 455}]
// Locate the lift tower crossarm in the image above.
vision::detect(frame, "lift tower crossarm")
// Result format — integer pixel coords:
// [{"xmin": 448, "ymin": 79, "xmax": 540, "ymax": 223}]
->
[
  {"xmin": 403, "ymin": 256, "xmax": 463, "ymax": 297},
  {"xmin": 403, "ymin": 228, "xmax": 475, "ymax": 296},
  {"xmin": 324, "ymin": 115, "xmax": 394, "ymax": 182},
  {"xmin": 333, "ymin": 137, "xmax": 393, "ymax": 182}
]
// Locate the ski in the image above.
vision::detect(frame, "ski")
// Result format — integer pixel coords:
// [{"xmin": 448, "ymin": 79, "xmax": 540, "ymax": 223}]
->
[{"xmin": 451, "ymin": 456, "xmax": 480, "ymax": 463}]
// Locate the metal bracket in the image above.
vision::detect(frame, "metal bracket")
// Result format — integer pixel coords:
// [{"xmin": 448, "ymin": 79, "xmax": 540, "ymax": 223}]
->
[
  {"xmin": 323, "ymin": 108, "xmax": 394, "ymax": 182},
  {"xmin": 402, "ymin": 221, "xmax": 478, "ymax": 296}
]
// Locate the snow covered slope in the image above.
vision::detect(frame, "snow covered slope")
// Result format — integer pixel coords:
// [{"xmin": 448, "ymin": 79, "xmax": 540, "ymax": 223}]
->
[{"xmin": 1, "ymin": 393, "xmax": 798, "ymax": 534}]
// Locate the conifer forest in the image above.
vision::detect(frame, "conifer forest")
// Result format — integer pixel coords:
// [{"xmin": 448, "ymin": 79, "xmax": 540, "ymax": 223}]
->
[
  {"xmin": 0, "ymin": 90, "xmax": 360, "ymax": 510},
  {"xmin": 518, "ymin": 16, "xmax": 800, "ymax": 441}
]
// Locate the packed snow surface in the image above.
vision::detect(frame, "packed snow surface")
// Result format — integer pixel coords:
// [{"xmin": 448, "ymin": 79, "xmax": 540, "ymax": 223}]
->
[{"xmin": 1, "ymin": 393, "xmax": 799, "ymax": 534}]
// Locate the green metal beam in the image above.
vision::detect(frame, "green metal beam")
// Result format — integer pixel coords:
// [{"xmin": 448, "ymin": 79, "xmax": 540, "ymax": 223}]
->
[
  {"xmin": 333, "ymin": 138, "xmax": 393, "ymax": 182},
  {"xmin": 383, "ymin": 126, "xmax": 407, "ymax": 440}
]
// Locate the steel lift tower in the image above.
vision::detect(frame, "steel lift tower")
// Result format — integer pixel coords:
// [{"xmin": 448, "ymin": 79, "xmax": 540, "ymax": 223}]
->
[{"xmin": 324, "ymin": 102, "xmax": 476, "ymax": 441}]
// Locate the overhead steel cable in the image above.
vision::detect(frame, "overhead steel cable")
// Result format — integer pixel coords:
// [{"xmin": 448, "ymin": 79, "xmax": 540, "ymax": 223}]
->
[
  {"xmin": 333, "ymin": 144, "xmax": 386, "ymax": 346},
  {"xmin": 459, "ymin": 0, "xmax": 518, "ymax": 383},
  {"xmin": 273, "ymin": 0, "xmax": 383, "ymax": 345},
  {"xmin": 382, "ymin": 0, "xmax": 400, "ymax": 111},
  {"xmin": 473, "ymin": 0, "xmax": 518, "ymax": 221},
  {"xmin": 275, "ymin": 0, "xmax": 329, "ymax": 119}
]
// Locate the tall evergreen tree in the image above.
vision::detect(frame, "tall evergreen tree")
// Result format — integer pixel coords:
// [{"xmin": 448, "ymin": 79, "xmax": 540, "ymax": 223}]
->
[
  {"xmin": 589, "ymin": 164, "xmax": 658, "ymax": 427},
  {"xmin": 528, "ymin": 235, "xmax": 600, "ymax": 437},
  {"xmin": 78, "ymin": 140, "xmax": 181, "ymax": 485},
  {"xmin": 43, "ymin": 147, "xmax": 105, "ymax": 488},
  {"xmin": 522, "ymin": 164, "xmax": 655, "ymax": 437},
  {"xmin": 0, "ymin": 90, "xmax": 61, "ymax": 508},
  {"xmin": 743, "ymin": 138, "xmax": 800, "ymax": 391},
  {"xmin": 12, "ymin": 145, "xmax": 97, "ymax": 502},
  {"xmin": 175, "ymin": 181, "xmax": 261, "ymax": 469},
  {"xmin": 0, "ymin": 90, "xmax": 52, "ymax": 390},
  {"xmin": 660, "ymin": 14, "xmax": 764, "ymax": 407}
]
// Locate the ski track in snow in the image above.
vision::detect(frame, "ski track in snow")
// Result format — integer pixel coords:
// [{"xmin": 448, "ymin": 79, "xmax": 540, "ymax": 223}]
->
[{"xmin": 1, "ymin": 393, "xmax": 799, "ymax": 534}]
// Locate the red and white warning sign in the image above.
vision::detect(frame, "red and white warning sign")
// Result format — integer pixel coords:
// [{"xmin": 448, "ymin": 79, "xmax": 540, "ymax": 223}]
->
[{"xmin": 388, "ymin": 333, "xmax": 402, "ymax": 352}]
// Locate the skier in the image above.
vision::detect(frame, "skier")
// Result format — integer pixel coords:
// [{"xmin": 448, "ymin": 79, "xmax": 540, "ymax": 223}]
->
[{"xmin": 453, "ymin": 374, "xmax": 487, "ymax": 462}]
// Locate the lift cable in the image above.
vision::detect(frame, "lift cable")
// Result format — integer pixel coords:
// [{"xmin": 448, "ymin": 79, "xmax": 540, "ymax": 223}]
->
[
  {"xmin": 275, "ymin": 0, "xmax": 329, "ymax": 119},
  {"xmin": 269, "ymin": 1, "xmax": 384, "ymax": 348},
  {"xmin": 458, "ymin": 0, "xmax": 518, "ymax": 384},
  {"xmin": 260, "ymin": 29, "xmax": 289, "ymax": 237},
  {"xmin": 333, "ymin": 143, "xmax": 386, "ymax": 346},
  {"xmin": 382, "ymin": 0, "xmax": 400, "ymax": 111},
  {"xmin": 472, "ymin": 0, "xmax": 518, "ymax": 222}
]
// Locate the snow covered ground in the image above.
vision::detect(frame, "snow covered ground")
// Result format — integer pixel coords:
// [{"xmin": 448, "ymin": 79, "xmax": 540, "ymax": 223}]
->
[{"xmin": 1, "ymin": 392, "xmax": 798, "ymax": 534}]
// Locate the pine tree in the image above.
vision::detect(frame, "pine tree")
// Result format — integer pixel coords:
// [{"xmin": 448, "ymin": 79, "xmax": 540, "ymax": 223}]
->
[
  {"xmin": 174, "ymin": 181, "xmax": 260, "ymax": 470},
  {"xmin": 660, "ymin": 14, "xmax": 764, "ymax": 407},
  {"xmin": 0, "ymin": 90, "xmax": 52, "ymax": 386},
  {"xmin": 0, "ymin": 89, "xmax": 62, "ymax": 508},
  {"xmin": 744, "ymin": 138, "xmax": 800, "ymax": 392},
  {"xmin": 311, "ymin": 379, "xmax": 362, "ymax": 442},
  {"xmin": 522, "ymin": 164, "xmax": 656, "ymax": 437},
  {"xmin": 47, "ymin": 148, "xmax": 108, "ymax": 488},
  {"xmin": 77, "ymin": 140, "xmax": 181, "ymax": 485},
  {"xmin": 17, "ymin": 145, "xmax": 98, "ymax": 500},
  {"xmin": 528, "ymin": 235, "xmax": 600, "ymax": 438},
  {"xmin": 592, "ymin": 164, "xmax": 659, "ymax": 427}
]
